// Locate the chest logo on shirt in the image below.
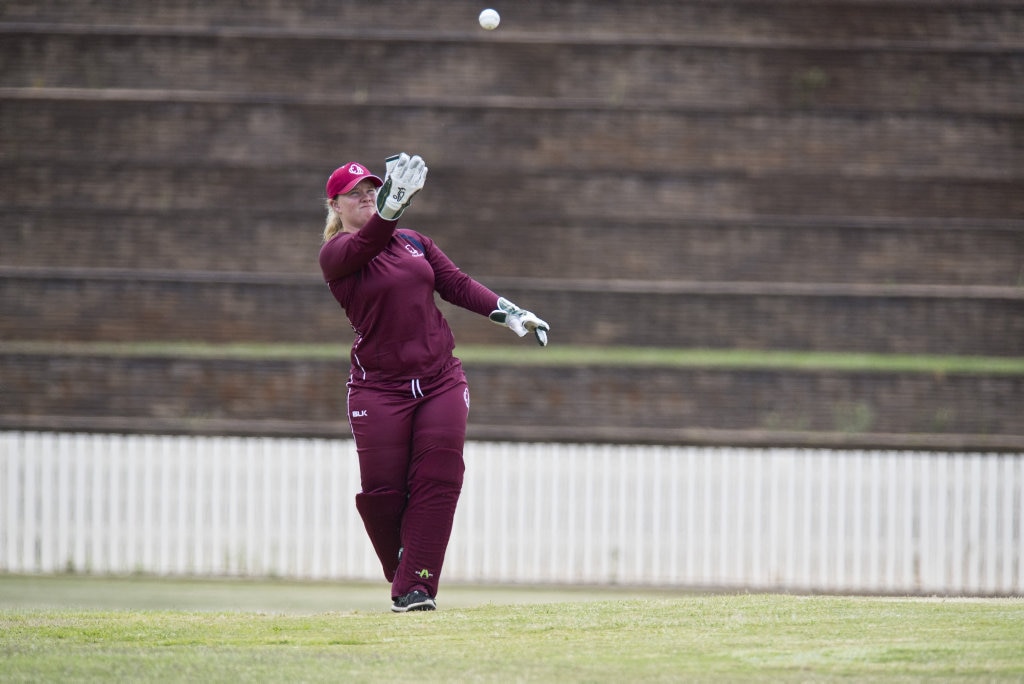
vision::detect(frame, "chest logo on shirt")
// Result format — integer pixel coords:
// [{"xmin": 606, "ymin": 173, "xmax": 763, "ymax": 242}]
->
[{"xmin": 403, "ymin": 243, "xmax": 424, "ymax": 257}]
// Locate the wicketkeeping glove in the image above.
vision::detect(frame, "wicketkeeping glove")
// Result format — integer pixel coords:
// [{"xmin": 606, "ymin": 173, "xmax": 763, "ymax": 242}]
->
[
  {"xmin": 376, "ymin": 153, "xmax": 428, "ymax": 220},
  {"xmin": 489, "ymin": 297, "xmax": 550, "ymax": 347}
]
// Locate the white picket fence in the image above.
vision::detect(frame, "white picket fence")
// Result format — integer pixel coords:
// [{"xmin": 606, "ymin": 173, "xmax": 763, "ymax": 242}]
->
[{"xmin": 2, "ymin": 431, "xmax": 1022, "ymax": 595}]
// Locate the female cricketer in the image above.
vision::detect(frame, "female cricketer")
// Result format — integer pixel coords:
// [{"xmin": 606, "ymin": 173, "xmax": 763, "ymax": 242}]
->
[{"xmin": 318, "ymin": 153, "xmax": 549, "ymax": 612}]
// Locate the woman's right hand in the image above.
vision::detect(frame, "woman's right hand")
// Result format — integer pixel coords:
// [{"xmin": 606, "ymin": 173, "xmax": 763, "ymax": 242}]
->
[{"xmin": 376, "ymin": 153, "xmax": 428, "ymax": 220}]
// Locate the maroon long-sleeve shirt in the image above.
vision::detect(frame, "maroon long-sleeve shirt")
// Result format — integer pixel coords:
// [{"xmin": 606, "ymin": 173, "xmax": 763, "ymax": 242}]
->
[{"xmin": 319, "ymin": 214, "xmax": 499, "ymax": 383}]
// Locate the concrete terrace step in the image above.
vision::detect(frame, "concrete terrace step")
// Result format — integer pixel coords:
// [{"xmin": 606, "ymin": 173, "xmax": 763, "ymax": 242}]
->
[
  {"xmin": 5, "ymin": 209, "xmax": 1021, "ymax": 287},
  {"xmin": 3, "ymin": 97, "xmax": 1018, "ymax": 181},
  {"xmin": 2, "ymin": 29, "xmax": 1022, "ymax": 115},
  {"xmin": 4, "ymin": 0, "xmax": 1023, "ymax": 48},
  {"xmin": 2, "ymin": 0, "xmax": 1021, "ymax": 450},
  {"xmin": 435, "ymin": 217, "xmax": 1024, "ymax": 288},
  {"xmin": 445, "ymin": 278, "xmax": 1024, "ymax": 357},
  {"xmin": 3, "ymin": 163, "xmax": 1021, "ymax": 221},
  {"xmin": 3, "ymin": 268, "xmax": 1022, "ymax": 355},
  {"xmin": 2, "ymin": 350, "xmax": 1022, "ymax": 452}
]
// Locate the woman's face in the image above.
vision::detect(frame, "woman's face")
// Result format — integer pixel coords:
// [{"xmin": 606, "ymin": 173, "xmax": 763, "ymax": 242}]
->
[{"xmin": 331, "ymin": 179, "xmax": 379, "ymax": 232}]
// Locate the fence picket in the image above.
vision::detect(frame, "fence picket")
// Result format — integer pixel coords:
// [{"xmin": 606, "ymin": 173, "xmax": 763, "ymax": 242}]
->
[{"xmin": 1, "ymin": 432, "xmax": 1021, "ymax": 595}]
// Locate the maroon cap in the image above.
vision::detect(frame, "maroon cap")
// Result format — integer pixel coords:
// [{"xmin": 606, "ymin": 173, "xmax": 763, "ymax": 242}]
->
[{"xmin": 326, "ymin": 162, "xmax": 383, "ymax": 198}]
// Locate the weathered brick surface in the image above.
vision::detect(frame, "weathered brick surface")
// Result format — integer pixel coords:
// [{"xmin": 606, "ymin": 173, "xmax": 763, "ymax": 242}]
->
[
  {"xmin": 435, "ymin": 218, "xmax": 1024, "ymax": 287},
  {"xmin": 0, "ymin": 272, "xmax": 352, "ymax": 344},
  {"xmin": 2, "ymin": 353, "xmax": 1021, "ymax": 451},
  {"xmin": 3, "ymin": 32, "xmax": 1022, "ymax": 114},
  {"xmin": 2, "ymin": 0, "xmax": 1022, "ymax": 446},
  {"xmin": 3, "ymin": 0, "xmax": 1021, "ymax": 45},
  {"xmin": 4, "ymin": 0, "xmax": 1023, "ymax": 48},
  {"xmin": 4, "ymin": 274, "xmax": 1022, "ymax": 355},
  {"xmin": 8, "ymin": 100, "xmax": 1018, "ymax": 178},
  {"xmin": 5, "ymin": 163, "xmax": 1022, "ymax": 220},
  {"xmin": 5, "ymin": 209, "xmax": 1022, "ymax": 287},
  {"xmin": 440, "ymin": 286, "xmax": 1024, "ymax": 356}
]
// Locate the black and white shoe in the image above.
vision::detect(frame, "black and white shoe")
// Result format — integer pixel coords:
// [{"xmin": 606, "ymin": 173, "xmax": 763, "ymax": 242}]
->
[{"xmin": 391, "ymin": 590, "xmax": 436, "ymax": 613}]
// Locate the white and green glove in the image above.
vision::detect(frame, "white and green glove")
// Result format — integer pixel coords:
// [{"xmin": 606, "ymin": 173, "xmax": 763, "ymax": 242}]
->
[
  {"xmin": 376, "ymin": 153, "xmax": 428, "ymax": 220},
  {"xmin": 489, "ymin": 297, "xmax": 550, "ymax": 347}
]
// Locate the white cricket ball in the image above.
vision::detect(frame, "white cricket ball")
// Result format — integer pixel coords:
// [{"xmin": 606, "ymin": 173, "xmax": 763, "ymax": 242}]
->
[{"xmin": 478, "ymin": 8, "xmax": 500, "ymax": 30}]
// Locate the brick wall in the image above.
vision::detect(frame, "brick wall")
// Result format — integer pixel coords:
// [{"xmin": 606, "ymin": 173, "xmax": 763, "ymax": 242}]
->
[{"xmin": 1, "ymin": 0, "xmax": 1022, "ymax": 447}]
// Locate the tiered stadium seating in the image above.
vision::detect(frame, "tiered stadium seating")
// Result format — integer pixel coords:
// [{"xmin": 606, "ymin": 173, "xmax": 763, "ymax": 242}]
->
[{"xmin": 2, "ymin": 0, "xmax": 1022, "ymax": 449}]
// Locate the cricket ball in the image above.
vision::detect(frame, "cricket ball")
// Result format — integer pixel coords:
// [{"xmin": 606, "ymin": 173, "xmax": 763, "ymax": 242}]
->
[{"xmin": 479, "ymin": 8, "xmax": 500, "ymax": 30}]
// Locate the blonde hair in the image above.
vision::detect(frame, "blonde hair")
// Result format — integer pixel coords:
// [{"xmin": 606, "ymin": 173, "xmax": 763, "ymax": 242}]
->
[{"xmin": 322, "ymin": 198, "xmax": 344, "ymax": 243}]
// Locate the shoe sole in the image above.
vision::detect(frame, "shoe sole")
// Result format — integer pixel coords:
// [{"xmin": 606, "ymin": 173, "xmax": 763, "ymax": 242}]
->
[{"xmin": 391, "ymin": 600, "xmax": 436, "ymax": 613}]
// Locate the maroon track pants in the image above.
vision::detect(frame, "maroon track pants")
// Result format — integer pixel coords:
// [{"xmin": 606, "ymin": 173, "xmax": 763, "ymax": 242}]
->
[{"xmin": 347, "ymin": 358, "xmax": 469, "ymax": 599}]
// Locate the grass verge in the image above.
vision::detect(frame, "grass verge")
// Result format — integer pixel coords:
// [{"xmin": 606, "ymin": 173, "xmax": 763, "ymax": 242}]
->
[
  {"xmin": 1, "ymin": 577, "xmax": 1022, "ymax": 682},
  {"xmin": 3, "ymin": 341, "xmax": 1024, "ymax": 374}
]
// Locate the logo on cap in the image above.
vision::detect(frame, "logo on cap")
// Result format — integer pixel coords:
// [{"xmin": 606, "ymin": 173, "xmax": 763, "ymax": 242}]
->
[{"xmin": 349, "ymin": 164, "xmax": 365, "ymax": 175}]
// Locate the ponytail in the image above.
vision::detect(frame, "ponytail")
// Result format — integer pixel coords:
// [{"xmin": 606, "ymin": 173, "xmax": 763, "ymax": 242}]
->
[{"xmin": 322, "ymin": 199, "xmax": 344, "ymax": 242}]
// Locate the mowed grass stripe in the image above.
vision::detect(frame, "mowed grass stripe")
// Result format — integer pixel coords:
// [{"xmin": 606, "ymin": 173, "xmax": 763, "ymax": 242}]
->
[
  {"xmin": 2, "ymin": 595, "xmax": 1023, "ymax": 682},
  {"xmin": 3, "ymin": 341, "xmax": 1024, "ymax": 374}
]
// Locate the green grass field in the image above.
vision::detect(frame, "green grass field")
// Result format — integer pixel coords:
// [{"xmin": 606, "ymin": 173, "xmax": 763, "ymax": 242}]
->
[
  {"xmin": 4, "ymin": 343, "xmax": 1024, "ymax": 679},
  {"xmin": 6, "ymin": 340, "xmax": 1024, "ymax": 374},
  {"xmin": 1, "ymin": 575, "xmax": 1022, "ymax": 682}
]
